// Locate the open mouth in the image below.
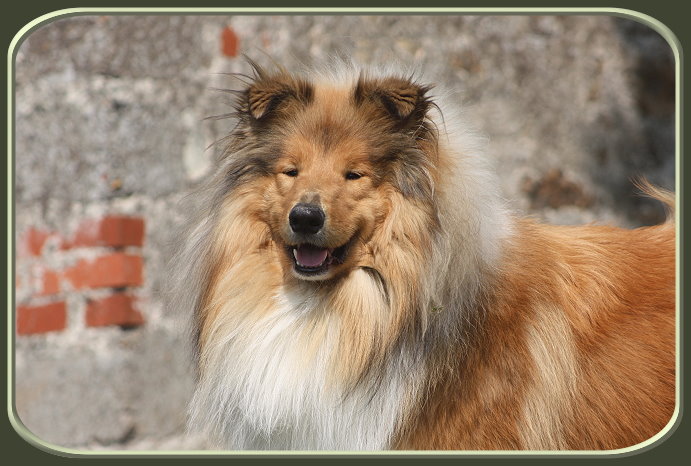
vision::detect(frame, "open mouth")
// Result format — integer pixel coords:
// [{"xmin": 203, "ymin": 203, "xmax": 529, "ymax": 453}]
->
[{"xmin": 287, "ymin": 241, "xmax": 352, "ymax": 277}]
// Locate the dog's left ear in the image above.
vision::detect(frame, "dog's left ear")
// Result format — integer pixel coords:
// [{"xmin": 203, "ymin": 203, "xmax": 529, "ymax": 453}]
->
[{"xmin": 355, "ymin": 76, "xmax": 434, "ymax": 127}]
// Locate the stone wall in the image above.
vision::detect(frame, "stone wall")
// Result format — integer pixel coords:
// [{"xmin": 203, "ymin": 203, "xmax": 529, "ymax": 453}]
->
[{"xmin": 12, "ymin": 14, "xmax": 675, "ymax": 450}]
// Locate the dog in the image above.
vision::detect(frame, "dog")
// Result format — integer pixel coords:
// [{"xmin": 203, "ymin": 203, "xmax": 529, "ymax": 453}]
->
[{"xmin": 179, "ymin": 61, "xmax": 676, "ymax": 450}]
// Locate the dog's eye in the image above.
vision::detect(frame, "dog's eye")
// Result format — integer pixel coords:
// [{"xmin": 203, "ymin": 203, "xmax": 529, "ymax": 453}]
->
[
  {"xmin": 345, "ymin": 172, "xmax": 362, "ymax": 180},
  {"xmin": 283, "ymin": 169, "xmax": 299, "ymax": 177}
]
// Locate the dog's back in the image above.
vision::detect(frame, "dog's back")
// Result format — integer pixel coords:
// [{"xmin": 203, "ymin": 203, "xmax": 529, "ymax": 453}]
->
[{"xmin": 398, "ymin": 212, "xmax": 676, "ymax": 450}]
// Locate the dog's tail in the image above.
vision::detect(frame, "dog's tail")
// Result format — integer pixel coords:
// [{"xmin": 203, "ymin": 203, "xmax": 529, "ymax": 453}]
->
[{"xmin": 634, "ymin": 178, "xmax": 675, "ymax": 222}]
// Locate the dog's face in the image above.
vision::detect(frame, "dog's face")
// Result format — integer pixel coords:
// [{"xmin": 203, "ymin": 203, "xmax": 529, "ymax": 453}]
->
[
  {"xmin": 228, "ymin": 67, "xmax": 438, "ymax": 281},
  {"xmin": 269, "ymin": 112, "xmax": 380, "ymax": 281}
]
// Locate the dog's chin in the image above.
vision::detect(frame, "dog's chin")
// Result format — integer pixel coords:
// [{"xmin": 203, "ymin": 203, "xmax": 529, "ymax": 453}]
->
[{"xmin": 285, "ymin": 237, "xmax": 355, "ymax": 281}]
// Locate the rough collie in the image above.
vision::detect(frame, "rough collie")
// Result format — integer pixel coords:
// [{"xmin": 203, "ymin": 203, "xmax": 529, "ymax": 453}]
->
[{"xmin": 180, "ymin": 61, "xmax": 676, "ymax": 451}]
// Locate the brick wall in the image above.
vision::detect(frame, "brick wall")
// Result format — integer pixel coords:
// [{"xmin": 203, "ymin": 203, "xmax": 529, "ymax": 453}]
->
[{"xmin": 16, "ymin": 216, "xmax": 146, "ymax": 335}]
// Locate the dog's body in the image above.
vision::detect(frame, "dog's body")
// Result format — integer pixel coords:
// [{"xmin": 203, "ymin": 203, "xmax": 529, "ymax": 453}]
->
[{"xmin": 181, "ymin": 63, "xmax": 675, "ymax": 450}]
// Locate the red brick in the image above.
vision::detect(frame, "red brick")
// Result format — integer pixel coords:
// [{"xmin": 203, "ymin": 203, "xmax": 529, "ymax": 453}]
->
[
  {"xmin": 89, "ymin": 253, "xmax": 143, "ymax": 288},
  {"xmin": 64, "ymin": 253, "xmax": 143, "ymax": 290},
  {"xmin": 20, "ymin": 228, "xmax": 50, "ymax": 256},
  {"xmin": 64, "ymin": 219, "xmax": 97, "ymax": 249},
  {"xmin": 67, "ymin": 216, "xmax": 145, "ymax": 249},
  {"xmin": 101, "ymin": 216, "xmax": 145, "ymax": 247},
  {"xmin": 221, "ymin": 26, "xmax": 239, "ymax": 57},
  {"xmin": 17, "ymin": 301, "xmax": 67, "ymax": 335},
  {"xmin": 39, "ymin": 269, "xmax": 61, "ymax": 296},
  {"xmin": 86, "ymin": 293, "xmax": 144, "ymax": 328},
  {"xmin": 63, "ymin": 259, "xmax": 89, "ymax": 290}
]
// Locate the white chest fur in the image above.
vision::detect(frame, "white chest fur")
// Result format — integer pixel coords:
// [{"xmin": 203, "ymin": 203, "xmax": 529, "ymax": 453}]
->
[{"xmin": 189, "ymin": 269, "xmax": 419, "ymax": 450}]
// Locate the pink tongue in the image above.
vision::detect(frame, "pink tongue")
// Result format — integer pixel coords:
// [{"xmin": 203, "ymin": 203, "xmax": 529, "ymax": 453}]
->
[{"xmin": 296, "ymin": 245, "xmax": 328, "ymax": 267}]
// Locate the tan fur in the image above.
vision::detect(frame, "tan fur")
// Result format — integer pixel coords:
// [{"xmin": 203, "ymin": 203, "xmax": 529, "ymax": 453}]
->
[
  {"xmin": 187, "ymin": 63, "xmax": 675, "ymax": 451},
  {"xmin": 520, "ymin": 303, "xmax": 579, "ymax": 449},
  {"xmin": 397, "ymin": 219, "xmax": 675, "ymax": 449}
]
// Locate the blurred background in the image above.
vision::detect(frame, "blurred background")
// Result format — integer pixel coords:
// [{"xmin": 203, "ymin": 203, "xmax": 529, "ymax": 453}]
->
[{"xmin": 13, "ymin": 15, "xmax": 675, "ymax": 450}]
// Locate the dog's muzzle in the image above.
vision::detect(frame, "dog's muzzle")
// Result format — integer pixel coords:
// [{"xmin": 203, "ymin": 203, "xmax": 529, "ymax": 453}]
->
[{"xmin": 289, "ymin": 203, "xmax": 325, "ymax": 235}]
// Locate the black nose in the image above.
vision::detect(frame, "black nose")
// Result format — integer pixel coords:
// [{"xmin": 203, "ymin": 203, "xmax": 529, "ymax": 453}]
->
[{"xmin": 289, "ymin": 203, "xmax": 325, "ymax": 235}]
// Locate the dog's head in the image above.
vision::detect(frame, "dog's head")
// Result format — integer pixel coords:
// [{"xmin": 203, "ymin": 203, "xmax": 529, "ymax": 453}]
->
[{"xmin": 223, "ymin": 64, "xmax": 439, "ymax": 281}]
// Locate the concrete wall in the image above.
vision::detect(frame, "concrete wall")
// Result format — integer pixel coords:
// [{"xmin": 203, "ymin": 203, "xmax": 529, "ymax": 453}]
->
[{"xmin": 13, "ymin": 14, "xmax": 675, "ymax": 450}]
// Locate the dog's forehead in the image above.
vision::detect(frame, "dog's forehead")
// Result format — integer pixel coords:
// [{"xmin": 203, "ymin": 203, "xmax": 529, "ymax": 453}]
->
[
  {"xmin": 312, "ymin": 82, "xmax": 355, "ymax": 109},
  {"xmin": 280, "ymin": 83, "xmax": 372, "ymax": 160},
  {"xmin": 282, "ymin": 118, "xmax": 371, "ymax": 166},
  {"xmin": 301, "ymin": 82, "xmax": 362, "ymax": 129}
]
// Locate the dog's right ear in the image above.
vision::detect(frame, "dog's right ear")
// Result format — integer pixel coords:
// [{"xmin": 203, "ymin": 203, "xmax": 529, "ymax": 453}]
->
[
  {"xmin": 242, "ymin": 64, "xmax": 313, "ymax": 121},
  {"xmin": 247, "ymin": 82, "xmax": 284, "ymax": 120},
  {"xmin": 246, "ymin": 79, "xmax": 308, "ymax": 120}
]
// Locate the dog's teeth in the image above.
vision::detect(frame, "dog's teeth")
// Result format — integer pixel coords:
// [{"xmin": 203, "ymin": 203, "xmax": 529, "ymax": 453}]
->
[{"xmin": 293, "ymin": 248, "xmax": 303, "ymax": 266}]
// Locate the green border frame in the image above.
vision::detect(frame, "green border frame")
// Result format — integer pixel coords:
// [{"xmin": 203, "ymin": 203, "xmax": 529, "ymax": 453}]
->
[{"xmin": 6, "ymin": 6, "xmax": 684, "ymax": 460}]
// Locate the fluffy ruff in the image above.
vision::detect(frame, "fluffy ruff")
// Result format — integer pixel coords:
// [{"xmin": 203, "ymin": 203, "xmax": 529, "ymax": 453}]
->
[{"xmin": 180, "ymin": 62, "xmax": 675, "ymax": 451}]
